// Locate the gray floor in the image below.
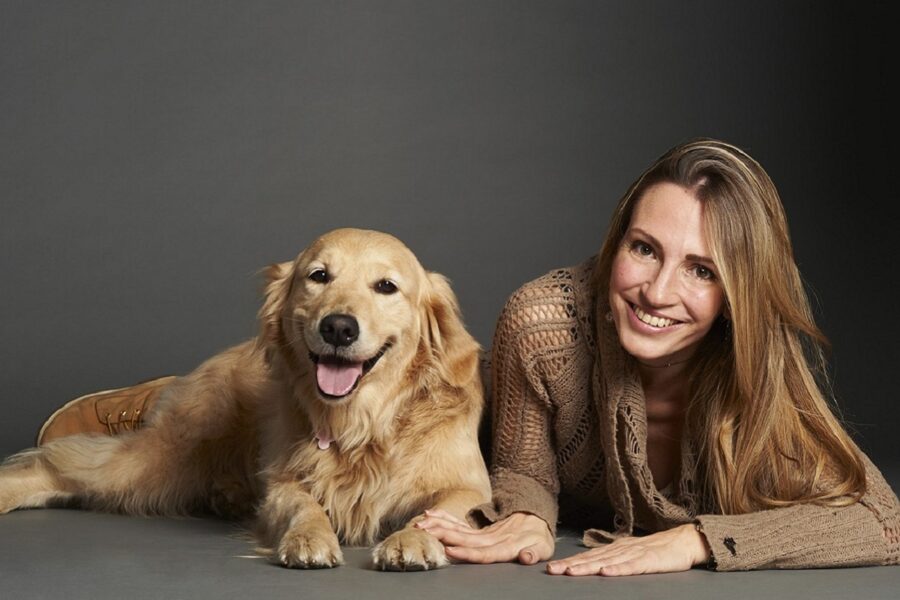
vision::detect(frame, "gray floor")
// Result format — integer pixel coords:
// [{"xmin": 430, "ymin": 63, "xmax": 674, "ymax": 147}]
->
[{"xmin": 1, "ymin": 507, "xmax": 898, "ymax": 600}]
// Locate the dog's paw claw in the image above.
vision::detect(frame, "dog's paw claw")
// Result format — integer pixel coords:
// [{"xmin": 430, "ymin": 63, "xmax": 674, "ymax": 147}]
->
[
  {"xmin": 276, "ymin": 529, "xmax": 344, "ymax": 569},
  {"xmin": 372, "ymin": 528, "xmax": 449, "ymax": 572}
]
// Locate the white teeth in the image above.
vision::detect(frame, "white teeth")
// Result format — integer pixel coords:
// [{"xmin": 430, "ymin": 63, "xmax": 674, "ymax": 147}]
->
[{"xmin": 633, "ymin": 305, "xmax": 676, "ymax": 328}]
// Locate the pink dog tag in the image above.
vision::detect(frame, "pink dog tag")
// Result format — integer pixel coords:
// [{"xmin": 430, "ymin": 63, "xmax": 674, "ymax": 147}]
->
[{"xmin": 315, "ymin": 430, "xmax": 333, "ymax": 450}]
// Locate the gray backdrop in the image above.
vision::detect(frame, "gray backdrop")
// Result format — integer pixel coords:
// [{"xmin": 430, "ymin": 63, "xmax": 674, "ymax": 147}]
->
[{"xmin": 1, "ymin": 1, "xmax": 895, "ymax": 473}]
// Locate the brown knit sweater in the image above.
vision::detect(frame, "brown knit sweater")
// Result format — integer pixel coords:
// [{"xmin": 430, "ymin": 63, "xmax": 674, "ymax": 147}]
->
[{"xmin": 471, "ymin": 258, "xmax": 900, "ymax": 571}]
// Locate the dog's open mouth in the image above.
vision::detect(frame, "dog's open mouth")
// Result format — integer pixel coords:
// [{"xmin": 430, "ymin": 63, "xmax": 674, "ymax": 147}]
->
[{"xmin": 309, "ymin": 343, "xmax": 391, "ymax": 400}]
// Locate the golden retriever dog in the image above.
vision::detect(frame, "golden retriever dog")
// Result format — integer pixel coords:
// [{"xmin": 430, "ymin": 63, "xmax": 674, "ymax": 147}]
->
[{"xmin": 0, "ymin": 228, "xmax": 491, "ymax": 570}]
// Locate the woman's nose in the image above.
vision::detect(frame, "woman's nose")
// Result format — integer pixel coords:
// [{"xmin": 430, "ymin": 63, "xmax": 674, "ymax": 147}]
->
[{"xmin": 642, "ymin": 266, "xmax": 678, "ymax": 306}]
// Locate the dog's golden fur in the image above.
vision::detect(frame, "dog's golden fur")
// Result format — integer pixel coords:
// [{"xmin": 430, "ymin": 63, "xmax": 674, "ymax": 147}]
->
[{"xmin": 0, "ymin": 228, "xmax": 491, "ymax": 570}]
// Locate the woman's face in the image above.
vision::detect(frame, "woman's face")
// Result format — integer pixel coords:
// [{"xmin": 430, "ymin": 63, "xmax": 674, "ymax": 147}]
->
[{"xmin": 609, "ymin": 182, "xmax": 725, "ymax": 366}]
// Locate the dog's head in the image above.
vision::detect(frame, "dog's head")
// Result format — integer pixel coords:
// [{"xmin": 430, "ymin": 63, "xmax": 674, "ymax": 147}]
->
[{"xmin": 258, "ymin": 228, "xmax": 480, "ymax": 409}]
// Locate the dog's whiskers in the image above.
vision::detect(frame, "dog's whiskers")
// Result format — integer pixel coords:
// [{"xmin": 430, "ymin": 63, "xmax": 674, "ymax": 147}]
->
[{"xmin": 278, "ymin": 327, "xmax": 307, "ymax": 350}]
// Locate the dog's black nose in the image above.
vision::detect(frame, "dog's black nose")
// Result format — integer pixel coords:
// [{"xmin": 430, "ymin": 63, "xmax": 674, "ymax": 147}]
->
[{"xmin": 319, "ymin": 314, "xmax": 359, "ymax": 347}]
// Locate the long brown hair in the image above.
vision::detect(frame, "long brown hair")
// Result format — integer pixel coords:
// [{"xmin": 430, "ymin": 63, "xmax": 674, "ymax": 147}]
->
[{"xmin": 594, "ymin": 138, "xmax": 866, "ymax": 514}]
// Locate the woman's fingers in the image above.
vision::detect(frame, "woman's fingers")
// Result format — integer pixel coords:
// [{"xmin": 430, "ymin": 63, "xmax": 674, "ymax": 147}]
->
[
  {"xmin": 557, "ymin": 550, "xmax": 641, "ymax": 576},
  {"xmin": 416, "ymin": 510, "xmax": 475, "ymax": 533},
  {"xmin": 432, "ymin": 522, "xmax": 700, "ymax": 574},
  {"xmin": 546, "ymin": 546, "xmax": 619, "ymax": 573},
  {"xmin": 445, "ymin": 543, "xmax": 520, "ymax": 564},
  {"xmin": 419, "ymin": 512, "xmax": 556, "ymax": 565},
  {"xmin": 425, "ymin": 529, "xmax": 552, "ymax": 564},
  {"xmin": 547, "ymin": 528, "xmax": 700, "ymax": 576},
  {"xmin": 418, "ymin": 524, "xmax": 502, "ymax": 548},
  {"xmin": 598, "ymin": 557, "xmax": 652, "ymax": 577},
  {"xmin": 416, "ymin": 516, "xmax": 471, "ymax": 533},
  {"xmin": 517, "ymin": 543, "xmax": 545, "ymax": 565},
  {"xmin": 423, "ymin": 508, "xmax": 468, "ymax": 527},
  {"xmin": 547, "ymin": 555, "xmax": 632, "ymax": 576}
]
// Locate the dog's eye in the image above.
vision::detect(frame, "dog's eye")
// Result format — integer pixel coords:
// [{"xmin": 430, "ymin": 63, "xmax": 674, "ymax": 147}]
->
[
  {"xmin": 308, "ymin": 269, "xmax": 330, "ymax": 284},
  {"xmin": 374, "ymin": 279, "xmax": 398, "ymax": 295}
]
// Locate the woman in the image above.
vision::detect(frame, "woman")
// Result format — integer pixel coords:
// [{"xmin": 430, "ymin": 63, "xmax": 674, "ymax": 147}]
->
[{"xmin": 416, "ymin": 138, "xmax": 899, "ymax": 574}]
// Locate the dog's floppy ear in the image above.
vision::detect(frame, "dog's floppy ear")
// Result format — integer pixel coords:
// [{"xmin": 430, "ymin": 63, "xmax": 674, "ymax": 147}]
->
[
  {"xmin": 257, "ymin": 261, "xmax": 295, "ymax": 358},
  {"xmin": 420, "ymin": 272, "xmax": 481, "ymax": 389}
]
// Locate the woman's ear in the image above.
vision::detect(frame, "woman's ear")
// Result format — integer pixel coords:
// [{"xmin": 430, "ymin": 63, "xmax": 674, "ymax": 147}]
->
[
  {"xmin": 257, "ymin": 261, "xmax": 295, "ymax": 358},
  {"xmin": 420, "ymin": 272, "xmax": 481, "ymax": 389}
]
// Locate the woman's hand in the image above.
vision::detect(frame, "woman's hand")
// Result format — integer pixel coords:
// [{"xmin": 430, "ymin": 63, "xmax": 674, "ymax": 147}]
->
[
  {"xmin": 546, "ymin": 523, "xmax": 710, "ymax": 576},
  {"xmin": 415, "ymin": 510, "xmax": 555, "ymax": 565}
]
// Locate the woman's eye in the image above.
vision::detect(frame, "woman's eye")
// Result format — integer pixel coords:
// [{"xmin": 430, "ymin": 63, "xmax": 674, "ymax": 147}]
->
[
  {"xmin": 374, "ymin": 279, "xmax": 398, "ymax": 295},
  {"xmin": 692, "ymin": 265, "xmax": 716, "ymax": 281},
  {"xmin": 631, "ymin": 241, "xmax": 654, "ymax": 257},
  {"xmin": 308, "ymin": 269, "xmax": 329, "ymax": 284}
]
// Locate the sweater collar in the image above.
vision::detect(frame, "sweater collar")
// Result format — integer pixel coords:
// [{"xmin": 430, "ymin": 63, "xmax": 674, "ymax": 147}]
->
[{"xmin": 584, "ymin": 263, "xmax": 698, "ymax": 544}]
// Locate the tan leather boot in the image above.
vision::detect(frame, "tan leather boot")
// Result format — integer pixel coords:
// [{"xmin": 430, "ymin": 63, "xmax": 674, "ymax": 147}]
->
[{"xmin": 36, "ymin": 376, "xmax": 177, "ymax": 446}]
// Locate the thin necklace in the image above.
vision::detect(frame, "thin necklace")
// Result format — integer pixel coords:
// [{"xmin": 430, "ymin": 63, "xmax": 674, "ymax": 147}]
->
[{"xmin": 637, "ymin": 357, "xmax": 691, "ymax": 369}]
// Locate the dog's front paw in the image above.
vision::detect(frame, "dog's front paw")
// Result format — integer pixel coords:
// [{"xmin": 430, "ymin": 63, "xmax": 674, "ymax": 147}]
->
[
  {"xmin": 372, "ymin": 527, "xmax": 449, "ymax": 571},
  {"xmin": 276, "ymin": 526, "xmax": 344, "ymax": 569}
]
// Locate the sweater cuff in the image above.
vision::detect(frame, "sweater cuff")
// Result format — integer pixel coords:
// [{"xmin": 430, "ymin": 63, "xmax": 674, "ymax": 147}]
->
[
  {"xmin": 467, "ymin": 468, "xmax": 559, "ymax": 536},
  {"xmin": 696, "ymin": 502, "xmax": 885, "ymax": 571}
]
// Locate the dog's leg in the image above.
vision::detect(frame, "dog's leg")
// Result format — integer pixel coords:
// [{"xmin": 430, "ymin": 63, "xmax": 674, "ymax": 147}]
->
[
  {"xmin": 372, "ymin": 489, "xmax": 487, "ymax": 571},
  {"xmin": 256, "ymin": 478, "xmax": 344, "ymax": 568},
  {"xmin": 0, "ymin": 437, "xmax": 142, "ymax": 514},
  {"xmin": 0, "ymin": 431, "xmax": 211, "ymax": 516},
  {"xmin": 0, "ymin": 448, "xmax": 75, "ymax": 513},
  {"xmin": 425, "ymin": 489, "xmax": 491, "ymax": 522}
]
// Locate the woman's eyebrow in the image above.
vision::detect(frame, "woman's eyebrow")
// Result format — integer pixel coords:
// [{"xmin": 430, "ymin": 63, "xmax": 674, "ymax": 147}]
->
[
  {"xmin": 629, "ymin": 227, "xmax": 715, "ymax": 265},
  {"xmin": 628, "ymin": 227, "xmax": 663, "ymax": 250},
  {"xmin": 686, "ymin": 253, "xmax": 716, "ymax": 265}
]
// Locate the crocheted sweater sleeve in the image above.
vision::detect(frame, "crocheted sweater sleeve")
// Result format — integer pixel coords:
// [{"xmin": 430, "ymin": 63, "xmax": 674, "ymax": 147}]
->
[
  {"xmin": 468, "ymin": 285, "xmax": 562, "ymax": 534},
  {"xmin": 696, "ymin": 453, "xmax": 900, "ymax": 570}
]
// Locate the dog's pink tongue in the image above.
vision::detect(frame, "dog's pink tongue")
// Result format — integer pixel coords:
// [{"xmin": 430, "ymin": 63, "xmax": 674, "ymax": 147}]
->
[{"xmin": 316, "ymin": 362, "xmax": 363, "ymax": 396}]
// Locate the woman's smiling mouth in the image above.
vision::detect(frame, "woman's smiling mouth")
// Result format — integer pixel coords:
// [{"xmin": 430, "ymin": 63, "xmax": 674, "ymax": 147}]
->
[{"xmin": 631, "ymin": 304, "xmax": 682, "ymax": 329}]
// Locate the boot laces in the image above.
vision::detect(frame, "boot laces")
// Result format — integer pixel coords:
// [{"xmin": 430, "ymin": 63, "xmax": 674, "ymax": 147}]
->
[{"xmin": 100, "ymin": 408, "xmax": 144, "ymax": 435}]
